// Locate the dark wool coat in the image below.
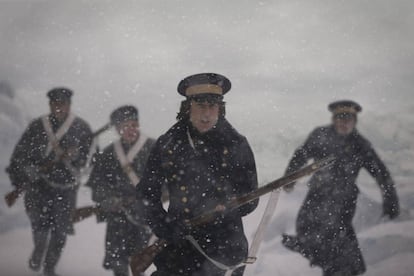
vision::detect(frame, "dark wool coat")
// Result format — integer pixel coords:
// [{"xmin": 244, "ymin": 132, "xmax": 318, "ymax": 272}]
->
[
  {"xmin": 137, "ymin": 118, "xmax": 259, "ymax": 276},
  {"xmin": 283, "ymin": 125, "xmax": 399, "ymax": 275},
  {"xmin": 8, "ymin": 114, "xmax": 93, "ymax": 234},
  {"xmin": 86, "ymin": 137, "xmax": 155, "ymax": 270}
]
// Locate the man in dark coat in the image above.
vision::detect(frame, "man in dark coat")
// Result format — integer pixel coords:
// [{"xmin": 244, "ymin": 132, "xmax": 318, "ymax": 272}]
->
[
  {"xmin": 282, "ymin": 100, "xmax": 400, "ymax": 276},
  {"xmin": 7, "ymin": 87, "xmax": 93, "ymax": 276},
  {"xmin": 86, "ymin": 105, "xmax": 155, "ymax": 276},
  {"xmin": 136, "ymin": 73, "xmax": 259, "ymax": 276}
]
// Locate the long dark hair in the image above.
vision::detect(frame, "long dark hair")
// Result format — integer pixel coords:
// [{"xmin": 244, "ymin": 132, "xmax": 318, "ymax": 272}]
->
[{"xmin": 176, "ymin": 99, "xmax": 226, "ymax": 121}]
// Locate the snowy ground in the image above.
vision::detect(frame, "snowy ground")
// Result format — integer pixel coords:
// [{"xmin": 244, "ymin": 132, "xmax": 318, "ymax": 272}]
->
[{"xmin": 1, "ymin": 175, "xmax": 413, "ymax": 276}]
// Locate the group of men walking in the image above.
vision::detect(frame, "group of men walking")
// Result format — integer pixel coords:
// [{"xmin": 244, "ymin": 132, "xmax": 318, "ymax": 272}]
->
[{"xmin": 6, "ymin": 73, "xmax": 400, "ymax": 276}]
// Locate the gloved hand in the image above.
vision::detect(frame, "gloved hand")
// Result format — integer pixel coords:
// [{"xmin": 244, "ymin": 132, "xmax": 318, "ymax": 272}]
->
[
  {"xmin": 283, "ymin": 181, "xmax": 296, "ymax": 193},
  {"xmin": 383, "ymin": 199, "xmax": 399, "ymax": 219}
]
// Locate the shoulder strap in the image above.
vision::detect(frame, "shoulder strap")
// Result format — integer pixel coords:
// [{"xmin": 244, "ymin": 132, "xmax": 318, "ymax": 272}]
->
[
  {"xmin": 40, "ymin": 113, "xmax": 80, "ymax": 183},
  {"xmin": 127, "ymin": 133, "xmax": 148, "ymax": 162},
  {"xmin": 114, "ymin": 134, "xmax": 148, "ymax": 186},
  {"xmin": 42, "ymin": 113, "xmax": 76, "ymax": 156},
  {"xmin": 241, "ymin": 190, "xmax": 281, "ymax": 276}
]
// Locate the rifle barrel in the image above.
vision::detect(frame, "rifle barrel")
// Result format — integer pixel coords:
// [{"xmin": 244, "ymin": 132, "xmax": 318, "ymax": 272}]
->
[
  {"xmin": 93, "ymin": 123, "xmax": 112, "ymax": 138},
  {"xmin": 190, "ymin": 156, "xmax": 335, "ymax": 227}
]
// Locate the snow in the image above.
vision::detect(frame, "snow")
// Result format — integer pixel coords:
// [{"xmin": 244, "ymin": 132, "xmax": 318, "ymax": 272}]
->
[
  {"xmin": 1, "ymin": 89, "xmax": 413, "ymax": 276},
  {"xmin": 1, "ymin": 1, "xmax": 414, "ymax": 275}
]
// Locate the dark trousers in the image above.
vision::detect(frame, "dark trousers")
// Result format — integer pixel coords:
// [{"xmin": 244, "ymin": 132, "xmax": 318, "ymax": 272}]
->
[
  {"xmin": 30, "ymin": 228, "xmax": 67, "ymax": 271},
  {"xmin": 104, "ymin": 216, "xmax": 151, "ymax": 276},
  {"xmin": 25, "ymin": 188, "xmax": 74, "ymax": 273}
]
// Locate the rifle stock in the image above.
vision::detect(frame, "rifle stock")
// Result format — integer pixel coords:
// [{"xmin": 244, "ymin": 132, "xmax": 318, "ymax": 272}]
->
[
  {"xmin": 4, "ymin": 189, "xmax": 21, "ymax": 207},
  {"xmin": 71, "ymin": 195, "xmax": 148, "ymax": 224},
  {"xmin": 130, "ymin": 239, "xmax": 167, "ymax": 273},
  {"xmin": 130, "ymin": 156, "xmax": 335, "ymax": 275}
]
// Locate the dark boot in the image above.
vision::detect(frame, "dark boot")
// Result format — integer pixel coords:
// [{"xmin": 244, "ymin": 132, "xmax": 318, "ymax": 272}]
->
[
  {"xmin": 113, "ymin": 260, "xmax": 129, "ymax": 276},
  {"xmin": 43, "ymin": 230, "xmax": 67, "ymax": 275},
  {"xmin": 29, "ymin": 230, "xmax": 49, "ymax": 271}
]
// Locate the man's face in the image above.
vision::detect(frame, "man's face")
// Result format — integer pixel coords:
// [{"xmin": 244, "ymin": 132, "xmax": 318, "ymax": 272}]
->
[
  {"xmin": 333, "ymin": 115, "xmax": 356, "ymax": 136},
  {"xmin": 116, "ymin": 119, "xmax": 140, "ymax": 144},
  {"xmin": 49, "ymin": 100, "xmax": 70, "ymax": 121},
  {"xmin": 189, "ymin": 100, "xmax": 220, "ymax": 133}
]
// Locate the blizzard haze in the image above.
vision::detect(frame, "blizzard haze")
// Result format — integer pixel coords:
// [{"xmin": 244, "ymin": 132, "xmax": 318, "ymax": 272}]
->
[
  {"xmin": 0, "ymin": 0, "xmax": 413, "ymax": 134},
  {"xmin": 0, "ymin": 1, "xmax": 414, "ymax": 276}
]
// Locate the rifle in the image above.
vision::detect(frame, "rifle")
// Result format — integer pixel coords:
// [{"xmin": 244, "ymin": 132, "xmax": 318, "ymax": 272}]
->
[
  {"xmin": 71, "ymin": 197, "xmax": 128, "ymax": 224},
  {"xmin": 71, "ymin": 205, "xmax": 100, "ymax": 223},
  {"xmin": 91, "ymin": 122, "xmax": 112, "ymax": 138},
  {"xmin": 4, "ymin": 123, "xmax": 112, "ymax": 208},
  {"xmin": 130, "ymin": 155, "xmax": 336, "ymax": 275},
  {"xmin": 72, "ymin": 192, "xmax": 170, "ymax": 224}
]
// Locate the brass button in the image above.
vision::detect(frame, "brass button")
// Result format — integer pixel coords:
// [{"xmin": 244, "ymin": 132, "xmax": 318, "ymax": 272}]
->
[
  {"xmin": 184, "ymin": 208, "xmax": 190, "ymax": 213},
  {"xmin": 180, "ymin": 186, "xmax": 186, "ymax": 191},
  {"xmin": 181, "ymin": 197, "xmax": 188, "ymax": 203}
]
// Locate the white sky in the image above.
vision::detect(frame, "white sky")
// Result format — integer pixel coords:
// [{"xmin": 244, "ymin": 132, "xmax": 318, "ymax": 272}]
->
[{"xmin": 1, "ymin": 0, "xmax": 413, "ymax": 139}]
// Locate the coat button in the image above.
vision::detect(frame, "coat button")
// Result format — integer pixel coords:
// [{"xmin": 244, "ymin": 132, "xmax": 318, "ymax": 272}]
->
[
  {"xmin": 181, "ymin": 197, "xmax": 188, "ymax": 203},
  {"xmin": 184, "ymin": 208, "xmax": 190, "ymax": 213},
  {"xmin": 180, "ymin": 186, "xmax": 186, "ymax": 191}
]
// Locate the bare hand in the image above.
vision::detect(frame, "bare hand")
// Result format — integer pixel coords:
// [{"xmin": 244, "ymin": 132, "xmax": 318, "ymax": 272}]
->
[
  {"xmin": 283, "ymin": 182, "xmax": 296, "ymax": 193},
  {"xmin": 214, "ymin": 204, "xmax": 227, "ymax": 212}
]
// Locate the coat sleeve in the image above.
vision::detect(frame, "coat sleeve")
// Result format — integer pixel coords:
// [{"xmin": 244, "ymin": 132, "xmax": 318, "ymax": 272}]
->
[
  {"xmin": 7, "ymin": 120, "xmax": 41, "ymax": 190},
  {"xmin": 232, "ymin": 137, "xmax": 259, "ymax": 217},
  {"xmin": 135, "ymin": 137, "xmax": 170, "ymax": 239},
  {"xmin": 85, "ymin": 152, "xmax": 108, "ymax": 203},
  {"xmin": 361, "ymin": 140, "xmax": 400, "ymax": 219},
  {"xmin": 285, "ymin": 128, "xmax": 318, "ymax": 175},
  {"xmin": 85, "ymin": 151, "xmax": 117, "ymax": 222}
]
